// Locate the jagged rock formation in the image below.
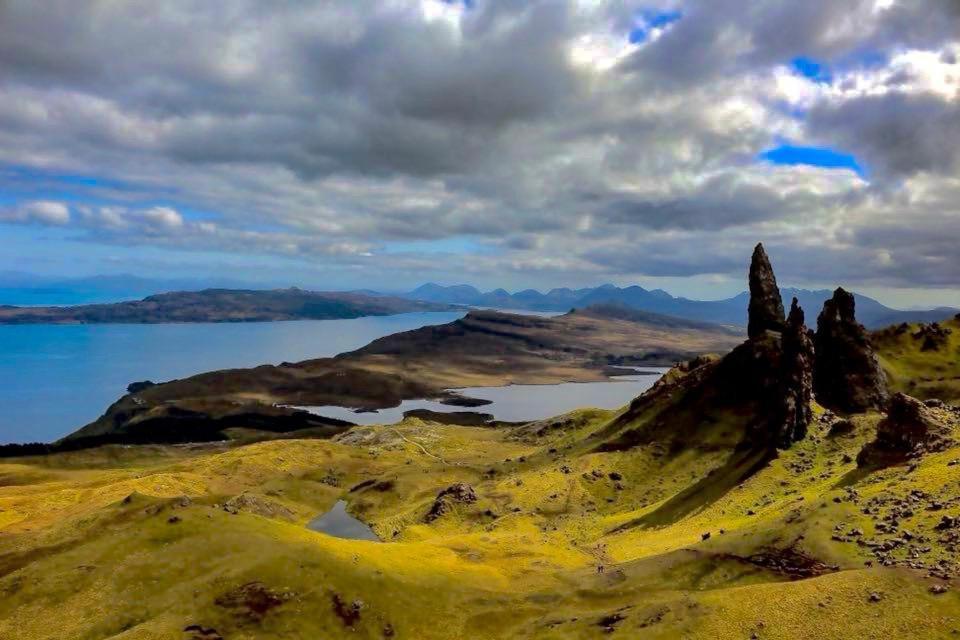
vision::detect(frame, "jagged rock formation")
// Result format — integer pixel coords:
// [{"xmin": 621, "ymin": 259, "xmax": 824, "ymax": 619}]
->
[
  {"xmin": 915, "ymin": 322, "xmax": 952, "ymax": 352},
  {"xmin": 858, "ymin": 393, "xmax": 957, "ymax": 466},
  {"xmin": 744, "ymin": 242, "xmax": 813, "ymax": 447},
  {"xmin": 814, "ymin": 288, "xmax": 889, "ymax": 413},
  {"xmin": 748, "ymin": 243, "xmax": 786, "ymax": 338},
  {"xmin": 425, "ymin": 482, "xmax": 477, "ymax": 522},
  {"xmin": 603, "ymin": 247, "xmax": 814, "ymax": 451},
  {"xmin": 600, "ymin": 247, "xmax": 814, "ymax": 452},
  {"xmin": 775, "ymin": 298, "xmax": 815, "ymax": 447}
]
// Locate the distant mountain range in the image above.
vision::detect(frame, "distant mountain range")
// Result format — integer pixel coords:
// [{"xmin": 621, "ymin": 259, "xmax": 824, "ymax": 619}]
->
[
  {"xmin": 404, "ymin": 283, "xmax": 959, "ymax": 329},
  {"xmin": 2, "ymin": 274, "xmax": 955, "ymax": 330}
]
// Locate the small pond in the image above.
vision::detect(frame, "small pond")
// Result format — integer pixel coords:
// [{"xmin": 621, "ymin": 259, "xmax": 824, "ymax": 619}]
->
[{"xmin": 307, "ymin": 500, "xmax": 379, "ymax": 541}]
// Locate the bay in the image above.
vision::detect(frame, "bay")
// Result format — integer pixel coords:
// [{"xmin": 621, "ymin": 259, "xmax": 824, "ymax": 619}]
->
[{"xmin": 0, "ymin": 312, "xmax": 464, "ymax": 443}]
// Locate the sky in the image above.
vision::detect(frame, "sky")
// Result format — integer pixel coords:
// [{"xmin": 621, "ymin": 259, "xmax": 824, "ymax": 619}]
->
[{"xmin": 0, "ymin": 0, "xmax": 959, "ymax": 307}]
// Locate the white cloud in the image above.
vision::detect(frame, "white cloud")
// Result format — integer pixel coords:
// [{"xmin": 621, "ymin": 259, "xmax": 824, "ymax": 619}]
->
[
  {"xmin": 23, "ymin": 201, "xmax": 70, "ymax": 225},
  {"xmin": 0, "ymin": 200, "xmax": 71, "ymax": 225},
  {"xmin": 142, "ymin": 206, "xmax": 184, "ymax": 231}
]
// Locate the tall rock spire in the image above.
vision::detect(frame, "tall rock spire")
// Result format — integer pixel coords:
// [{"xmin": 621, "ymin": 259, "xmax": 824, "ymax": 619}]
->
[
  {"xmin": 778, "ymin": 297, "xmax": 814, "ymax": 446},
  {"xmin": 814, "ymin": 287, "xmax": 889, "ymax": 412},
  {"xmin": 747, "ymin": 243, "xmax": 786, "ymax": 339}
]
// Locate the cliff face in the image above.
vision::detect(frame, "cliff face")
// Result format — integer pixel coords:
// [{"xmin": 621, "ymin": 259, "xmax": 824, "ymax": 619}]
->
[{"xmin": 814, "ymin": 288, "xmax": 889, "ymax": 413}]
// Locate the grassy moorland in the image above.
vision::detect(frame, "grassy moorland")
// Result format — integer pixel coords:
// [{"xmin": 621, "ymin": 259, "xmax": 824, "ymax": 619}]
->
[
  {"xmin": 873, "ymin": 315, "xmax": 960, "ymax": 404},
  {"xmin": 2, "ymin": 371, "xmax": 959, "ymax": 638}
]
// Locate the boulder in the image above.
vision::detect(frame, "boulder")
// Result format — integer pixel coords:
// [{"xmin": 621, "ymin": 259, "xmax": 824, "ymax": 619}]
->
[
  {"xmin": 747, "ymin": 243, "xmax": 786, "ymax": 339},
  {"xmin": 814, "ymin": 288, "xmax": 888, "ymax": 412},
  {"xmin": 857, "ymin": 392, "xmax": 956, "ymax": 466},
  {"xmin": 425, "ymin": 482, "xmax": 478, "ymax": 522}
]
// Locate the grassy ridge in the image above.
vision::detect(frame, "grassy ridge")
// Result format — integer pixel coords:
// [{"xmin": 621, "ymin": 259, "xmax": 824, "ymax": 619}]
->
[{"xmin": 874, "ymin": 316, "xmax": 960, "ymax": 403}]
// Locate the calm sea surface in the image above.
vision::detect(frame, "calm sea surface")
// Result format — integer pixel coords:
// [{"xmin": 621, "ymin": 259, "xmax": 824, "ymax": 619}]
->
[{"xmin": 0, "ymin": 312, "xmax": 464, "ymax": 444}]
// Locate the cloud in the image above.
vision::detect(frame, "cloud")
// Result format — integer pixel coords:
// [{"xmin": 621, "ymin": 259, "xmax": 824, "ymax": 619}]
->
[
  {"xmin": 142, "ymin": 206, "xmax": 184, "ymax": 231},
  {"xmin": 0, "ymin": 0, "xmax": 957, "ymax": 296},
  {"xmin": 0, "ymin": 200, "xmax": 71, "ymax": 225},
  {"xmin": 23, "ymin": 201, "xmax": 70, "ymax": 225}
]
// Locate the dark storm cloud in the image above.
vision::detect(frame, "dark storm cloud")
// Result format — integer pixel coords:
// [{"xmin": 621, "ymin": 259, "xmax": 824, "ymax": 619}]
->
[
  {"xmin": 597, "ymin": 173, "xmax": 834, "ymax": 231},
  {"xmin": 808, "ymin": 90, "xmax": 960, "ymax": 178}
]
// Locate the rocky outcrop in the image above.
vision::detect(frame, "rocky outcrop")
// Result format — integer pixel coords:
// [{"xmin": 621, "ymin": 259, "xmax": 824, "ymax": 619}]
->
[
  {"xmin": 748, "ymin": 243, "xmax": 786, "ymax": 339},
  {"xmin": 425, "ymin": 482, "xmax": 477, "ymax": 522},
  {"xmin": 126, "ymin": 380, "xmax": 156, "ymax": 394},
  {"xmin": 857, "ymin": 393, "xmax": 957, "ymax": 466},
  {"xmin": 915, "ymin": 322, "xmax": 952, "ymax": 352},
  {"xmin": 606, "ymin": 247, "xmax": 814, "ymax": 452},
  {"xmin": 814, "ymin": 288, "xmax": 888, "ymax": 413},
  {"xmin": 740, "ymin": 300, "xmax": 813, "ymax": 449},
  {"xmin": 775, "ymin": 298, "xmax": 815, "ymax": 447},
  {"xmin": 744, "ymin": 244, "xmax": 812, "ymax": 448},
  {"xmin": 222, "ymin": 493, "xmax": 295, "ymax": 521}
]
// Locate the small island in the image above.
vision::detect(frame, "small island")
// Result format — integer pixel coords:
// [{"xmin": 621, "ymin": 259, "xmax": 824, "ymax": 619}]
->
[{"xmin": 0, "ymin": 288, "xmax": 455, "ymax": 324}]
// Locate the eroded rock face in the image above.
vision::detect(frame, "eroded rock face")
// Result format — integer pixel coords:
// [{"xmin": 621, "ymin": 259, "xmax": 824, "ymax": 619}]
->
[
  {"xmin": 858, "ymin": 393, "xmax": 956, "ymax": 466},
  {"xmin": 776, "ymin": 298, "xmax": 815, "ymax": 447},
  {"xmin": 814, "ymin": 288, "xmax": 888, "ymax": 413},
  {"xmin": 425, "ymin": 482, "xmax": 477, "ymax": 522},
  {"xmin": 740, "ymin": 299, "xmax": 813, "ymax": 449},
  {"xmin": 747, "ymin": 243, "xmax": 786, "ymax": 339}
]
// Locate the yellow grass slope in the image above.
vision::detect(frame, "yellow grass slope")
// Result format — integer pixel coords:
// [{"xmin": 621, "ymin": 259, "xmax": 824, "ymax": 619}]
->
[{"xmin": 2, "ymin": 391, "xmax": 960, "ymax": 640}]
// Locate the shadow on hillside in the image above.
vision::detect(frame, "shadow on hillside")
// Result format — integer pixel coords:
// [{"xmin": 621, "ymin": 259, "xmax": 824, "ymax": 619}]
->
[
  {"xmin": 609, "ymin": 446, "xmax": 774, "ymax": 533},
  {"xmin": 833, "ymin": 465, "xmax": 878, "ymax": 489}
]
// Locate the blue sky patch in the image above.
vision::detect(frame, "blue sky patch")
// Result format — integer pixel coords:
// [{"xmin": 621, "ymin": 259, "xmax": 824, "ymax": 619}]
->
[
  {"xmin": 791, "ymin": 57, "xmax": 832, "ymax": 84},
  {"xmin": 383, "ymin": 236, "xmax": 487, "ymax": 255},
  {"xmin": 629, "ymin": 9, "xmax": 682, "ymax": 44},
  {"xmin": 761, "ymin": 144, "xmax": 865, "ymax": 177}
]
